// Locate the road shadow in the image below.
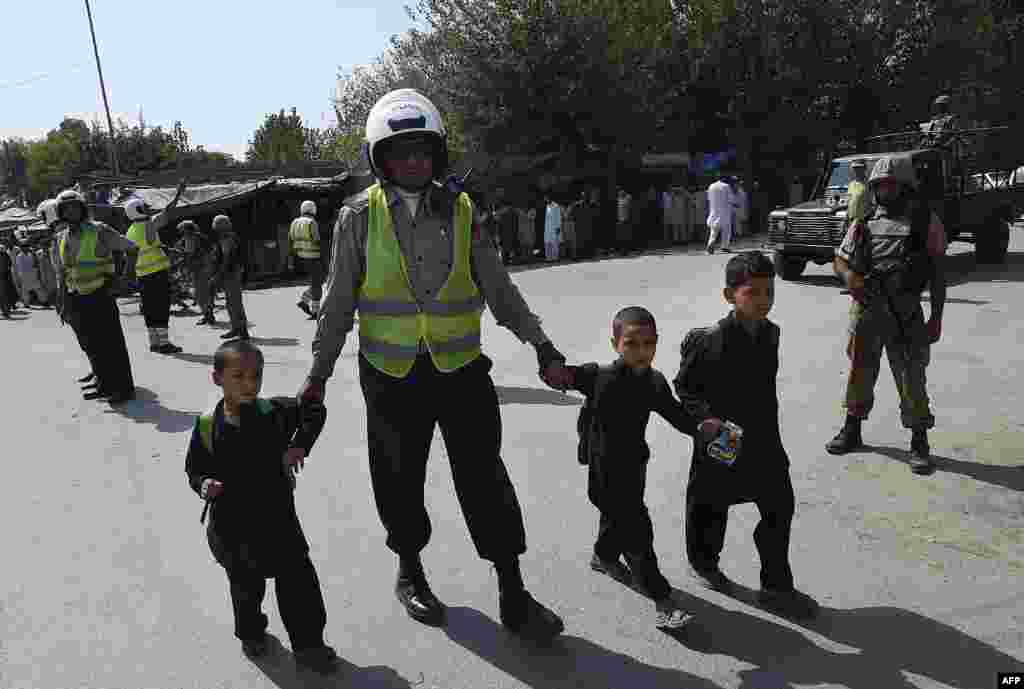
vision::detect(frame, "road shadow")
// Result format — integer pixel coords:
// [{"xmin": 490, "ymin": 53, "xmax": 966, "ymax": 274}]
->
[
  {"xmin": 169, "ymin": 352, "xmax": 217, "ymax": 367},
  {"xmin": 866, "ymin": 444, "xmax": 1024, "ymax": 491},
  {"xmin": 250, "ymin": 634, "xmax": 414, "ymax": 689},
  {"xmin": 250, "ymin": 337, "xmax": 301, "ymax": 347},
  {"xmin": 495, "ymin": 385, "xmax": 583, "ymax": 406},
  {"xmin": 103, "ymin": 386, "xmax": 199, "ymax": 433},
  {"xmin": 668, "ymin": 584, "xmax": 1022, "ymax": 689},
  {"xmin": 443, "ymin": 606, "xmax": 724, "ymax": 689},
  {"xmin": 945, "ymin": 250, "xmax": 1024, "ymax": 287}
]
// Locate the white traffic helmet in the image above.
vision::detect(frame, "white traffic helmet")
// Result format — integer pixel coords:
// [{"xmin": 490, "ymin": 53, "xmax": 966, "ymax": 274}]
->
[
  {"xmin": 124, "ymin": 197, "xmax": 154, "ymax": 221},
  {"xmin": 36, "ymin": 199, "xmax": 60, "ymax": 228},
  {"xmin": 365, "ymin": 89, "xmax": 447, "ymax": 181},
  {"xmin": 300, "ymin": 200, "xmax": 317, "ymax": 217},
  {"xmin": 55, "ymin": 189, "xmax": 88, "ymax": 222}
]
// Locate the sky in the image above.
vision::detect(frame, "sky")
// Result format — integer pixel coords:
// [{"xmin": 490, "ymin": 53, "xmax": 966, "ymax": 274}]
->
[{"xmin": 0, "ymin": 1, "xmax": 423, "ymax": 160}]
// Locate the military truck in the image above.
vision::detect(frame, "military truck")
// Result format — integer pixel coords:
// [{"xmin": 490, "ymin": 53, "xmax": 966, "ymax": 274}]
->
[{"xmin": 768, "ymin": 128, "xmax": 1023, "ymax": 280}]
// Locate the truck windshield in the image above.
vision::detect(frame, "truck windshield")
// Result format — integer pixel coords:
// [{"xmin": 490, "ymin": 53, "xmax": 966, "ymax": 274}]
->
[{"xmin": 825, "ymin": 158, "xmax": 879, "ymax": 192}]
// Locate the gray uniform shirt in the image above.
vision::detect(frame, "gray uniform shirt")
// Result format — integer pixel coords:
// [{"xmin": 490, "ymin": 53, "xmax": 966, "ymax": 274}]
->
[
  {"xmin": 52, "ymin": 222, "xmax": 138, "ymax": 290},
  {"xmin": 310, "ymin": 183, "xmax": 549, "ymax": 381}
]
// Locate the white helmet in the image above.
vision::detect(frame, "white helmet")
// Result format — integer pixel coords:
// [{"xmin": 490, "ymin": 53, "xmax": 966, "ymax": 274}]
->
[
  {"xmin": 124, "ymin": 197, "xmax": 154, "ymax": 221},
  {"xmin": 300, "ymin": 200, "xmax": 317, "ymax": 217},
  {"xmin": 36, "ymin": 199, "xmax": 60, "ymax": 228},
  {"xmin": 55, "ymin": 189, "xmax": 88, "ymax": 222},
  {"xmin": 365, "ymin": 89, "xmax": 447, "ymax": 182}
]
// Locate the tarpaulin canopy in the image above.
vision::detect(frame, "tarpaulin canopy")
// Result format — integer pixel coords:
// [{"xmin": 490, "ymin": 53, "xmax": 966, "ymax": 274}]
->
[{"xmin": 110, "ymin": 180, "xmax": 276, "ymax": 216}]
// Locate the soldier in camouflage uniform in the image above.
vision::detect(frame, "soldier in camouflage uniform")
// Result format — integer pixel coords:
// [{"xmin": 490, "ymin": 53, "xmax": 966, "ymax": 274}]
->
[{"xmin": 826, "ymin": 154, "xmax": 947, "ymax": 474}]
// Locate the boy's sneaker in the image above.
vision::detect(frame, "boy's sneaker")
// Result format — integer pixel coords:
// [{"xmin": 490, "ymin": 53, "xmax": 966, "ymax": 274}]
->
[
  {"xmin": 589, "ymin": 553, "xmax": 631, "ymax": 583},
  {"xmin": 499, "ymin": 589, "xmax": 564, "ymax": 641},
  {"xmin": 654, "ymin": 598, "xmax": 695, "ymax": 631},
  {"xmin": 294, "ymin": 644, "xmax": 341, "ymax": 674},
  {"xmin": 758, "ymin": 587, "xmax": 819, "ymax": 620},
  {"xmin": 690, "ymin": 566, "xmax": 734, "ymax": 594},
  {"xmin": 241, "ymin": 634, "xmax": 269, "ymax": 659}
]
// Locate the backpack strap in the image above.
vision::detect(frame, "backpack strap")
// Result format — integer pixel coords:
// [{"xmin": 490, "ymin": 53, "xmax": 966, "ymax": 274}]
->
[
  {"xmin": 196, "ymin": 399, "xmax": 275, "ymax": 454},
  {"xmin": 682, "ymin": 323, "xmax": 725, "ymax": 364}
]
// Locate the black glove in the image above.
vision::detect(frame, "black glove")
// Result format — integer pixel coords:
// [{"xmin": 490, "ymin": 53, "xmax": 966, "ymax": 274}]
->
[{"xmin": 534, "ymin": 340, "xmax": 566, "ymax": 373}]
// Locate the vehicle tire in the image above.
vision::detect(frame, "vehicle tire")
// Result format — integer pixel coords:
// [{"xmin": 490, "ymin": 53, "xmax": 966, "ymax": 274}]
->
[
  {"xmin": 976, "ymin": 219, "xmax": 1010, "ymax": 264},
  {"xmin": 774, "ymin": 252, "xmax": 807, "ymax": 280}
]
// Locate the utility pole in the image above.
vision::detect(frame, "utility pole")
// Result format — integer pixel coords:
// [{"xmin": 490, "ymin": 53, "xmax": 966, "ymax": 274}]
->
[{"xmin": 84, "ymin": 0, "xmax": 120, "ymax": 178}]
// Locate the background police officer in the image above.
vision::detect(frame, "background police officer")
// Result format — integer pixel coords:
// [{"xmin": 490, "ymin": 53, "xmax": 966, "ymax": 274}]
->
[
  {"xmin": 289, "ymin": 199, "xmax": 323, "ymax": 320},
  {"xmin": 297, "ymin": 89, "xmax": 571, "ymax": 641},
  {"xmin": 52, "ymin": 189, "xmax": 140, "ymax": 404},
  {"xmin": 210, "ymin": 214, "xmax": 249, "ymax": 340},
  {"xmin": 827, "ymin": 154, "xmax": 947, "ymax": 474},
  {"xmin": 845, "ymin": 159, "xmax": 872, "ymax": 229},
  {"xmin": 124, "ymin": 179, "xmax": 186, "ymax": 354}
]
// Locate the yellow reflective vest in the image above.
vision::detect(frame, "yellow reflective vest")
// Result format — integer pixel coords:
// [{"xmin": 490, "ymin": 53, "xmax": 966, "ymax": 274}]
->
[
  {"xmin": 358, "ymin": 184, "xmax": 484, "ymax": 378},
  {"xmin": 289, "ymin": 216, "xmax": 320, "ymax": 259},
  {"xmin": 126, "ymin": 221, "xmax": 171, "ymax": 276},
  {"xmin": 59, "ymin": 223, "xmax": 115, "ymax": 295}
]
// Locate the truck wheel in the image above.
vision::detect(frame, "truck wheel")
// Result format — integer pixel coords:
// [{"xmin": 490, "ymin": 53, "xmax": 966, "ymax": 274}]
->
[
  {"xmin": 774, "ymin": 252, "xmax": 807, "ymax": 280},
  {"xmin": 976, "ymin": 219, "xmax": 1010, "ymax": 264}
]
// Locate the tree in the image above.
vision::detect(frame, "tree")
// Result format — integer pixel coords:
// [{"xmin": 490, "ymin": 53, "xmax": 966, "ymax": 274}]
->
[{"xmin": 246, "ymin": 108, "xmax": 308, "ymax": 164}]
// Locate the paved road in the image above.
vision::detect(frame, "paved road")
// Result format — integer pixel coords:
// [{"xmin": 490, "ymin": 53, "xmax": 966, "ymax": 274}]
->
[{"xmin": 3, "ymin": 231, "xmax": 1022, "ymax": 689}]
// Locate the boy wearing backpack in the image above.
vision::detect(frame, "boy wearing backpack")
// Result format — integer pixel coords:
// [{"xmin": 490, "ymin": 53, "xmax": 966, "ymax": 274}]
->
[
  {"xmin": 184, "ymin": 339, "xmax": 340, "ymax": 673},
  {"xmin": 673, "ymin": 251, "xmax": 818, "ymax": 619},
  {"xmin": 566, "ymin": 306, "xmax": 698, "ymax": 631}
]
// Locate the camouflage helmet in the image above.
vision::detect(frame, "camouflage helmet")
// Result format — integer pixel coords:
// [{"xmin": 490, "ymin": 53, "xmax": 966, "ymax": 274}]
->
[
  {"xmin": 868, "ymin": 154, "xmax": 917, "ymax": 190},
  {"xmin": 176, "ymin": 219, "xmax": 200, "ymax": 234},
  {"xmin": 933, "ymin": 94, "xmax": 951, "ymax": 106},
  {"xmin": 211, "ymin": 214, "xmax": 233, "ymax": 232}
]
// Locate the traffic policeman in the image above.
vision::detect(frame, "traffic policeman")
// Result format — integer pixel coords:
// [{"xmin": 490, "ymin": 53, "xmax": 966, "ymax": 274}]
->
[
  {"xmin": 289, "ymin": 199, "xmax": 323, "ymax": 320},
  {"xmin": 845, "ymin": 159, "xmax": 872, "ymax": 228},
  {"xmin": 827, "ymin": 154, "xmax": 947, "ymax": 474},
  {"xmin": 210, "ymin": 214, "xmax": 249, "ymax": 340},
  {"xmin": 52, "ymin": 189, "xmax": 139, "ymax": 404},
  {"xmin": 124, "ymin": 179, "xmax": 187, "ymax": 354},
  {"xmin": 297, "ymin": 89, "xmax": 571, "ymax": 640}
]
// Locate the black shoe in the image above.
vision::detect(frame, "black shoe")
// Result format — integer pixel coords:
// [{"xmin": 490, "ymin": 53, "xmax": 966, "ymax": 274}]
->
[
  {"xmin": 589, "ymin": 553, "xmax": 631, "ymax": 584},
  {"xmin": 241, "ymin": 634, "xmax": 269, "ymax": 659},
  {"xmin": 294, "ymin": 645, "xmax": 341, "ymax": 674},
  {"xmin": 77, "ymin": 372, "xmax": 96, "ymax": 384},
  {"xmin": 83, "ymin": 389, "xmax": 111, "ymax": 401},
  {"xmin": 690, "ymin": 566, "xmax": 734, "ymax": 594},
  {"xmin": 758, "ymin": 587, "xmax": 819, "ymax": 620},
  {"xmin": 499, "ymin": 589, "xmax": 564, "ymax": 641},
  {"xmin": 909, "ymin": 430, "xmax": 936, "ymax": 475},
  {"xmin": 196, "ymin": 315, "xmax": 215, "ymax": 326},
  {"xmin": 106, "ymin": 390, "xmax": 136, "ymax": 404},
  {"xmin": 220, "ymin": 328, "xmax": 243, "ymax": 340},
  {"xmin": 825, "ymin": 417, "xmax": 863, "ymax": 455},
  {"xmin": 395, "ymin": 564, "xmax": 446, "ymax": 626},
  {"xmin": 156, "ymin": 342, "xmax": 183, "ymax": 354},
  {"xmin": 296, "ymin": 301, "xmax": 312, "ymax": 317}
]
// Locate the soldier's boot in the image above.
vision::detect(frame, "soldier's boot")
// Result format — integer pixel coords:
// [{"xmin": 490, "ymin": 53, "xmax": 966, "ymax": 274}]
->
[
  {"xmin": 908, "ymin": 429, "xmax": 936, "ymax": 475},
  {"xmin": 825, "ymin": 415, "xmax": 864, "ymax": 455},
  {"xmin": 147, "ymin": 328, "xmax": 162, "ymax": 353},
  {"xmin": 155, "ymin": 328, "xmax": 183, "ymax": 355}
]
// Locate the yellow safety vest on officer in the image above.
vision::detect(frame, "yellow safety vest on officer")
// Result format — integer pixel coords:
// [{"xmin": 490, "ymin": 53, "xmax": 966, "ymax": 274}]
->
[
  {"xmin": 358, "ymin": 183, "xmax": 483, "ymax": 378},
  {"xmin": 126, "ymin": 221, "xmax": 171, "ymax": 276},
  {"xmin": 59, "ymin": 224, "xmax": 115, "ymax": 294},
  {"xmin": 289, "ymin": 215, "xmax": 321, "ymax": 260}
]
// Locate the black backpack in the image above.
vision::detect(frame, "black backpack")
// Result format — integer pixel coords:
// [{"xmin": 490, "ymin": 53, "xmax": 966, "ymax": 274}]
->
[{"xmin": 576, "ymin": 365, "xmax": 615, "ymax": 465}]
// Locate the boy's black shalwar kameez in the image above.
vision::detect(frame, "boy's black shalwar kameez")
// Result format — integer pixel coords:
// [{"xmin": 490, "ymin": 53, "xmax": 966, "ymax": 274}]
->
[
  {"xmin": 570, "ymin": 360, "xmax": 697, "ymax": 599},
  {"xmin": 673, "ymin": 313, "xmax": 796, "ymax": 591},
  {"xmin": 185, "ymin": 397, "xmax": 328, "ymax": 650}
]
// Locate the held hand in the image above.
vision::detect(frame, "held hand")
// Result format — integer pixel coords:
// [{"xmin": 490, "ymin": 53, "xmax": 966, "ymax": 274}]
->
[
  {"xmin": 283, "ymin": 447, "xmax": 306, "ymax": 474},
  {"xmin": 698, "ymin": 418, "xmax": 724, "ymax": 441},
  {"xmin": 201, "ymin": 478, "xmax": 224, "ymax": 499},
  {"xmin": 541, "ymin": 362, "xmax": 573, "ymax": 391},
  {"xmin": 297, "ymin": 377, "xmax": 326, "ymax": 404},
  {"xmin": 926, "ymin": 317, "xmax": 942, "ymax": 344}
]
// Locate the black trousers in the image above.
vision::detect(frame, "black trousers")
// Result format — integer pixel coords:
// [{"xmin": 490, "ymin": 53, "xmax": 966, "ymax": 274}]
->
[
  {"xmin": 0, "ymin": 271, "xmax": 11, "ymax": 313},
  {"xmin": 358, "ymin": 352, "xmax": 527, "ymax": 561},
  {"xmin": 68, "ymin": 288, "xmax": 134, "ymax": 396},
  {"xmin": 685, "ymin": 461, "xmax": 795, "ymax": 590},
  {"xmin": 139, "ymin": 270, "xmax": 171, "ymax": 329},
  {"xmin": 222, "ymin": 554, "xmax": 327, "ymax": 650},
  {"xmin": 590, "ymin": 458, "xmax": 671, "ymax": 600},
  {"xmin": 298, "ymin": 257, "xmax": 324, "ymax": 303}
]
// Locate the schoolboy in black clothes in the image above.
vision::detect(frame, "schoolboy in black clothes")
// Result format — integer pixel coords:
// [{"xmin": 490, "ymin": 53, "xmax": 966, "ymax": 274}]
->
[
  {"xmin": 184, "ymin": 339, "xmax": 340, "ymax": 673},
  {"xmin": 673, "ymin": 251, "xmax": 818, "ymax": 619},
  {"xmin": 566, "ymin": 306, "xmax": 698, "ymax": 630}
]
